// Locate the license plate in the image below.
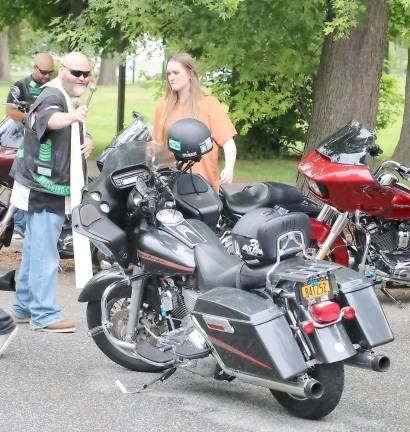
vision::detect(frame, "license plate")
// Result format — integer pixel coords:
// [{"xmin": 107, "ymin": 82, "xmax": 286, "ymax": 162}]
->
[{"xmin": 301, "ymin": 276, "xmax": 332, "ymax": 301}]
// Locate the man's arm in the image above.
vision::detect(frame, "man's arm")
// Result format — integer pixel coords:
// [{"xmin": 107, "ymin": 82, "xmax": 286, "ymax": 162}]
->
[
  {"xmin": 47, "ymin": 105, "xmax": 89, "ymax": 130},
  {"xmin": 6, "ymin": 107, "xmax": 27, "ymax": 123}
]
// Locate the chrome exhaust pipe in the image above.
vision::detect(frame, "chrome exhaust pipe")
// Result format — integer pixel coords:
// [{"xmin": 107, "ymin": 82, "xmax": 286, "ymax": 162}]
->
[
  {"xmin": 229, "ymin": 370, "xmax": 324, "ymax": 399},
  {"xmin": 347, "ymin": 351, "xmax": 390, "ymax": 372}
]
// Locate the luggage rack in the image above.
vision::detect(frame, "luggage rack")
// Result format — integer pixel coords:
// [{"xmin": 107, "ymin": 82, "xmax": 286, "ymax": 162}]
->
[{"xmin": 271, "ymin": 260, "xmax": 341, "ymax": 284}]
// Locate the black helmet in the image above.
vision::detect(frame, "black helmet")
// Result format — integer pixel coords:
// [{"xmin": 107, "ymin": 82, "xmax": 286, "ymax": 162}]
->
[{"xmin": 168, "ymin": 118, "xmax": 213, "ymax": 162}]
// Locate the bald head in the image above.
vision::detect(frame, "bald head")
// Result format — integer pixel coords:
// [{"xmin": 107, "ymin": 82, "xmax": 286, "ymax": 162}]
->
[
  {"xmin": 32, "ymin": 52, "xmax": 54, "ymax": 84},
  {"xmin": 59, "ymin": 51, "xmax": 91, "ymax": 98}
]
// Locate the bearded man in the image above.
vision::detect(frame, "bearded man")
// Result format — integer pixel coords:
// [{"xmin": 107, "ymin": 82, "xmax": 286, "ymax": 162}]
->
[{"xmin": 9, "ymin": 52, "xmax": 93, "ymax": 333}]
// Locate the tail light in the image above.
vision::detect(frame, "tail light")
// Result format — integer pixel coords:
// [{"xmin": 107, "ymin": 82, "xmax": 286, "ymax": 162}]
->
[
  {"xmin": 342, "ymin": 306, "xmax": 356, "ymax": 320},
  {"xmin": 310, "ymin": 300, "xmax": 341, "ymax": 324}
]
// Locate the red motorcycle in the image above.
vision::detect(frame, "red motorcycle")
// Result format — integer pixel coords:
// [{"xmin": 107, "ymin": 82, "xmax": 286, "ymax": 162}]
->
[{"xmin": 299, "ymin": 121, "xmax": 410, "ymax": 305}]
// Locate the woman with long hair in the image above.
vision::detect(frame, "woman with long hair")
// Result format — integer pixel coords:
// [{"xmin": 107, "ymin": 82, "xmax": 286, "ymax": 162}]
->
[{"xmin": 152, "ymin": 53, "xmax": 237, "ymax": 191}]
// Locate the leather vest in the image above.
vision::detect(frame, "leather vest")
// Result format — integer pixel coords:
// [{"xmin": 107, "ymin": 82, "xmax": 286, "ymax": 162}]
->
[{"xmin": 11, "ymin": 87, "xmax": 72, "ymax": 196}]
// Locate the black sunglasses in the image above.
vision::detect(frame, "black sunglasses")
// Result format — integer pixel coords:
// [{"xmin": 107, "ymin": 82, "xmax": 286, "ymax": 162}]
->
[
  {"xmin": 62, "ymin": 64, "xmax": 91, "ymax": 78},
  {"xmin": 35, "ymin": 65, "xmax": 54, "ymax": 76}
]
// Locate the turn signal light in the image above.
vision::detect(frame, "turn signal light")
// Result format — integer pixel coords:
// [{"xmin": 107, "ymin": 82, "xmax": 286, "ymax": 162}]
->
[
  {"xmin": 302, "ymin": 321, "xmax": 315, "ymax": 335},
  {"xmin": 310, "ymin": 301, "xmax": 341, "ymax": 324},
  {"xmin": 342, "ymin": 306, "xmax": 356, "ymax": 320}
]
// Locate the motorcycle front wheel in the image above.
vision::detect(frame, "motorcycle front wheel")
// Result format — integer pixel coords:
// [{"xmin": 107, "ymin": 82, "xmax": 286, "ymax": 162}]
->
[
  {"xmin": 270, "ymin": 362, "xmax": 344, "ymax": 419},
  {"xmin": 86, "ymin": 282, "xmax": 167, "ymax": 372}
]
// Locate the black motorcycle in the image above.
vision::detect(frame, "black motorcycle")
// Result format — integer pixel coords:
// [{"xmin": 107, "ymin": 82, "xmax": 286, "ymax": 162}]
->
[{"xmin": 73, "ymin": 131, "xmax": 393, "ymax": 420}]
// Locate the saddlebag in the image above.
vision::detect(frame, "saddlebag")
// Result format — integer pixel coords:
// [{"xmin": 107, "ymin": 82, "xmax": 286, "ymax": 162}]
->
[
  {"xmin": 192, "ymin": 287, "xmax": 307, "ymax": 381},
  {"xmin": 335, "ymin": 267, "xmax": 394, "ymax": 348}
]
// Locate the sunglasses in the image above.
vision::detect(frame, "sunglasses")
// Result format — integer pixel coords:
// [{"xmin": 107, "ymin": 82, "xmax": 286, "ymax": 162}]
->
[
  {"xmin": 62, "ymin": 64, "xmax": 91, "ymax": 78},
  {"xmin": 35, "ymin": 65, "xmax": 54, "ymax": 76}
]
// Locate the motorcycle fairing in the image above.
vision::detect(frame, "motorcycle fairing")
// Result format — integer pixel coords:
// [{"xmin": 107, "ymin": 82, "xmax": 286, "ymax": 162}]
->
[{"xmin": 193, "ymin": 287, "xmax": 307, "ymax": 380}]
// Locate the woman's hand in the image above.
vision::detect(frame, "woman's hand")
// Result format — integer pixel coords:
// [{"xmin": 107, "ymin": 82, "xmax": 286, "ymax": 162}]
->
[
  {"xmin": 81, "ymin": 134, "xmax": 93, "ymax": 158},
  {"xmin": 220, "ymin": 166, "xmax": 234, "ymax": 184}
]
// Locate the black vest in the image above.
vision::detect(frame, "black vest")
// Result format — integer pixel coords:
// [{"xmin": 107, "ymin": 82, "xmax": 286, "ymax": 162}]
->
[{"xmin": 11, "ymin": 87, "xmax": 72, "ymax": 196}]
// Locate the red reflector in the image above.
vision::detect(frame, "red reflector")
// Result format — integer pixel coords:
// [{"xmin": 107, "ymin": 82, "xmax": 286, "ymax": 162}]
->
[
  {"xmin": 342, "ymin": 306, "xmax": 356, "ymax": 320},
  {"xmin": 302, "ymin": 321, "xmax": 315, "ymax": 335},
  {"xmin": 310, "ymin": 301, "xmax": 341, "ymax": 324},
  {"xmin": 207, "ymin": 324, "xmax": 225, "ymax": 332}
]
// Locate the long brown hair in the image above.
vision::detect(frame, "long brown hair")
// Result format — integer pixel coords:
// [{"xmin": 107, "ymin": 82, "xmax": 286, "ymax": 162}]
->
[{"xmin": 159, "ymin": 53, "xmax": 205, "ymax": 143}]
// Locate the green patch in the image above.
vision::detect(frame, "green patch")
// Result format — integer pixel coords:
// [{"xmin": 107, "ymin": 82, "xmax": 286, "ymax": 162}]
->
[
  {"xmin": 168, "ymin": 138, "xmax": 182, "ymax": 151},
  {"xmin": 39, "ymin": 139, "xmax": 52, "ymax": 162},
  {"xmin": 35, "ymin": 175, "xmax": 70, "ymax": 196}
]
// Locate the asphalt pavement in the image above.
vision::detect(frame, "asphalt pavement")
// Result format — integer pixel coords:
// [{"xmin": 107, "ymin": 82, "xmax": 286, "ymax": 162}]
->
[{"xmin": 0, "ymin": 178, "xmax": 409, "ymax": 432}]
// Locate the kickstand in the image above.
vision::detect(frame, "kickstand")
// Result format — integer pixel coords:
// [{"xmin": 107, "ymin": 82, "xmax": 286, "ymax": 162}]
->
[
  {"xmin": 115, "ymin": 367, "xmax": 177, "ymax": 394},
  {"xmin": 380, "ymin": 285, "xmax": 404, "ymax": 309}
]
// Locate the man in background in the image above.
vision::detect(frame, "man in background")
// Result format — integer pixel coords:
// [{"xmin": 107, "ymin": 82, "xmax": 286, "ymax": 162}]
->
[{"xmin": 6, "ymin": 53, "xmax": 54, "ymax": 239}]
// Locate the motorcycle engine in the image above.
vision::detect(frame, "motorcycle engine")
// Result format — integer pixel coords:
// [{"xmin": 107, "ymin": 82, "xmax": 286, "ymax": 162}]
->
[
  {"xmin": 159, "ymin": 277, "xmax": 200, "ymax": 319},
  {"xmin": 365, "ymin": 220, "xmax": 410, "ymax": 252}
]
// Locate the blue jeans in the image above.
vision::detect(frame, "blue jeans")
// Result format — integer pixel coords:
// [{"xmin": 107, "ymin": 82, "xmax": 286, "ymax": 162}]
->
[
  {"xmin": 14, "ymin": 209, "xmax": 26, "ymax": 234},
  {"xmin": 11, "ymin": 210, "xmax": 64, "ymax": 328}
]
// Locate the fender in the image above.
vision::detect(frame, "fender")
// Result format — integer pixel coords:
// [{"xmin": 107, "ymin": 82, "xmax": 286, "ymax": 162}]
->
[
  {"xmin": 78, "ymin": 269, "xmax": 130, "ymax": 303},
  {"xmin": 310, "ymin": 219, "xmax": 349, "ymax": 267}
]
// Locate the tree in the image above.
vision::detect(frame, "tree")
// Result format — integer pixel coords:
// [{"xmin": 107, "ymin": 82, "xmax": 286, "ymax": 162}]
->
[
  {"xmin": 304, "ymin": 0, "xmax": 389, "ymax": 156},
  {"xmin": 392, "ymin": 48, "xmax": 410, "ymax": 164},
  {"xmin": 0, "ymin": 28, "xmax": 10, "ymax": 82},
  {"xmin": 98, "ymin": 54, "xmax": 119, "ymax": 85}
]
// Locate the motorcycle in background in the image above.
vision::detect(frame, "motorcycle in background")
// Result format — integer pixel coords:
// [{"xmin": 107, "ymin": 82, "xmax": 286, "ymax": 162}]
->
[
  {"xmin": 72, "ymin": 129, "xmax": 393, "ymax": 420},
  {"xmin": 299, "ymin": 120, "xmax": 410, "ymax": 304}
]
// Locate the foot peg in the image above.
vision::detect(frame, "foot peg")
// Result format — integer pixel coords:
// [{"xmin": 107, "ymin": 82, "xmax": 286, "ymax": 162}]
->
[
  {"xmin": 135, "ymin": 342, "xmax": 175, "ymax": 364},
  {"xmin": 116, "ymin": 367, "xmax": 177, "ymax": 394}
]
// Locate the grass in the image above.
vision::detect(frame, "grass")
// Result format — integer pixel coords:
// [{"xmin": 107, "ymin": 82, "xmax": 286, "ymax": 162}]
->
[{"xmin": 0, "ymin": 81, "xmax": 405, "ymax": 183}]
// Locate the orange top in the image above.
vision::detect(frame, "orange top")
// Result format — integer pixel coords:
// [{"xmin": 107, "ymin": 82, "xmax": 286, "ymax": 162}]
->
[{"xmin": 152, "ymin": 94, "xmax": 237, "ymax": 190}]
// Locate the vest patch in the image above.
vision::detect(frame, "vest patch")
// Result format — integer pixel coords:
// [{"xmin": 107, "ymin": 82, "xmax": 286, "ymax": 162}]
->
[
  {"xmin": 39, "ymin": 139, "xmax": 52, "ymax": 162},
  {"xmin": 35, "ymin": 175, "xmax": 70, "ymax": 196}
]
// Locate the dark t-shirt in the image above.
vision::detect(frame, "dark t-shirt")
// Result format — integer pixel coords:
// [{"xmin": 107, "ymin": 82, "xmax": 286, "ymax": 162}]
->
[{"xmin": 7, "ymin": 75, "xmax": 42, "ymax": 107}]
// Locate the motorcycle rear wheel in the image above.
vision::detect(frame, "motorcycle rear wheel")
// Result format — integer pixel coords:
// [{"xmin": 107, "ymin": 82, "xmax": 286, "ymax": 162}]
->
[
  {"xmin": 271, "ymin": 362, "xmax": 344, "ymax": 419},
  {"xmin": 86, "ymin": 283, "xmax": 167, "ymax": 372}
]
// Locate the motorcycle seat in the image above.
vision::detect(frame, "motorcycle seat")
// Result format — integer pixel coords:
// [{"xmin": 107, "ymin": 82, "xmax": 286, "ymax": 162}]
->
[
  {"xmin": 195, "ymin": 242, "xmax": 270, "ymax": 292},
  {"xmin": 222, "ymin": 182, "xmax": 307, "ymax": 215}
]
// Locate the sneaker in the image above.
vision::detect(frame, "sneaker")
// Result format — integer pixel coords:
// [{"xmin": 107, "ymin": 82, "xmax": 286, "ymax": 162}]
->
[
  {"xmin": 33, "ymin": 319, "xmax": 76, "ymax": 333},
  {"xmin": 10, "ymin": 311, "xmax": 31, "ymax": 324},
  {"xmin": 0, "ymin": 326, "xmax": 18, "ymax": 356},
  {"xmin": 12, "ymin": 231, "xmax": 24, "ymax": 240}
]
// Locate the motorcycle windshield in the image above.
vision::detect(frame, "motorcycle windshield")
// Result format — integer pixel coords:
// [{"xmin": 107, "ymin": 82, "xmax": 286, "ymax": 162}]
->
[
  {"xmin": 316, "ymin": 121, "xmax": 376, "ymax": 165},
  {"xmin": 100, "ymin": 139, "xmax": 175, "ymax": 177}
]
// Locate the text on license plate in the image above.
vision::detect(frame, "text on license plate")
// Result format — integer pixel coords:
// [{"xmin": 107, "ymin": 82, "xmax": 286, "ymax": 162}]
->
[{"xmin": 301, "ymin": 277, "xmax": 331, "ymax": 301}]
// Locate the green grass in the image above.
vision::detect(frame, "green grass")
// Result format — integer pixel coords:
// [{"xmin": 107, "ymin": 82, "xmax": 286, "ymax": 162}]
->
[{"xmin": 0, "ymin": 81, "xmax": 405, "ymax": 183}]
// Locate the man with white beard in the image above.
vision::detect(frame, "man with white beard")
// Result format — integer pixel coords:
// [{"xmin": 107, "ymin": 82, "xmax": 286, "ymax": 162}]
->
[{"xmin": 9, "ymin": 52, "xmax": 93, "ymax": 333}]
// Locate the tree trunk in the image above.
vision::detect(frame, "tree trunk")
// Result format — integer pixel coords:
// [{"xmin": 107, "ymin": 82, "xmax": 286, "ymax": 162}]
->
[
  {"xmin": 303, "ymin": 0, "xmax": 388, "ymax": 157},
  {"xmin": 392, "ymin": 48, "xmax": 410, "ymax": 165},
  {"xmin": 98, "ymin": 55, "xmax": 119, "ymax": 85},
  {"xmin": 0, "ymin": 29, "xmax": 11, "ymax": 82}
]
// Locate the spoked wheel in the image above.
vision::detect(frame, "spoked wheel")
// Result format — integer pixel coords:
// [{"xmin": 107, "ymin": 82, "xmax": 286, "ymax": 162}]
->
[
  {"xmin": 271, "ymin": 362, "xmax": 344, "ymax": 419},
  {"xmin": 86, "ymin": 282, "xmax": 168, "ymax": 372}
]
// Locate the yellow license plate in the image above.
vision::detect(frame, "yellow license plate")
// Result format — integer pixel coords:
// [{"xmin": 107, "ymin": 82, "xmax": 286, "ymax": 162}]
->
[{"xmin": 301, "ymin": 277, "xmax": 331, "ymax": 301}]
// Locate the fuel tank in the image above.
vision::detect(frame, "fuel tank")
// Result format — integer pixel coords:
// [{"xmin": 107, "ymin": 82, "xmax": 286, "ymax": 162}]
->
[{"xmin": 133, "ymin": 218, "xmax": 221, "ymax": 275}]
